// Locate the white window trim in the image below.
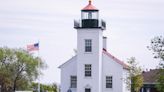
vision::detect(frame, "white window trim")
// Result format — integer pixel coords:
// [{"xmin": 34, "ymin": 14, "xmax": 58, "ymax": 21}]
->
[
  {"xmin": 84, "ymin": 64, "xmax": 92, "ymax": 77},
  {"xmin": 106, "ymin": 76, "xmax": 113, "ymax": 89},
  {"xmin": 70, "ymin": 76, "xmax": 77, "ymax": 88},
  {"xmin": 84, "ymin": 39, "xmax": 92, "ymax": 52}
]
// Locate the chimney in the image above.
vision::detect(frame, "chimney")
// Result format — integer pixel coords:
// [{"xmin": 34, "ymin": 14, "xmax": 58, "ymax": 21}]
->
[{"xmin": 103, "ymin": 36, "xmax": 107, "ymax": 51}]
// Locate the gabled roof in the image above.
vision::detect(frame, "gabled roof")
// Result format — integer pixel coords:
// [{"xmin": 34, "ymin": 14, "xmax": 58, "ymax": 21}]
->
[
  {"xmin": 102, "ymin": 49, "xmax": 129, "ymax": 69},
  {"xmin": 58, "ymin": 49, "xmax": 129, "ymax": 69}
]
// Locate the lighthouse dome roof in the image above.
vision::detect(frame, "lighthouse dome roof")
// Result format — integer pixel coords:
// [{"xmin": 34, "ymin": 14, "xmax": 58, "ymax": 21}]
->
[{"xmin": 82, "ymin": 0, "xmax": 98, "ymax": 11}]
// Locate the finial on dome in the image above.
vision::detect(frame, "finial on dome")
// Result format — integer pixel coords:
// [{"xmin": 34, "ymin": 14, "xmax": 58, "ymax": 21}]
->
[
  {"xmin": 89, "ymin": 0, "xmax": 92, "ymax": 5},
  {"xmin": 82, "ymin": 0, "xmax": 97, "ymax": 10}
]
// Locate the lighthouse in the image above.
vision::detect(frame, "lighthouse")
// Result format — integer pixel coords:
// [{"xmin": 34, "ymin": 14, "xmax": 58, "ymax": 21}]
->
[
  {"xmin": 74, "ymin": 1, "xmax": 106, "ymax": 92},
  {"xmin": 74, "ymin": 0, "xmax": 106, "ymax": 30},
  {"xmin": 59, "ymin": 1, "xmax": 129, "ymax": 92}
]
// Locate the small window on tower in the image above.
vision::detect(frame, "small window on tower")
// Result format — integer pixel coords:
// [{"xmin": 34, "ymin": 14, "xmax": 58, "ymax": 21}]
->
[
  {"xmin": 85, "ymin": 64, "xmax": 92, "ymax": 77},
  {"xmin": 85, "ymin": 39, "xmax": 92, "ymax": 52}
]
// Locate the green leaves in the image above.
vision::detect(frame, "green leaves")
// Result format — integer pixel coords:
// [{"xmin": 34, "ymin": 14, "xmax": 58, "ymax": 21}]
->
[
  {"xmin": 0, "ymin": 47, "xmax": 46, "ymax": 91},
  {"xmin": 126, "ymin": 57, "xmax": 143, "ymax": 92},
  {"xmin": 31, "ymin": 82, "xmax": 57, "ymax": 92},
  {"xmin": 148, "ymin": 36, "xmax": 164, "ymax": 62},
  {"xmin": 131, "ymin": 75, "xmax": 143, "ymax": 92},
  {"xmin": 148, "ymin": 36, "xmax": 164, "ymax": 92},
  {"xmin": 155, "ymin": 69, "xmax": 164, "ymax": 92}
]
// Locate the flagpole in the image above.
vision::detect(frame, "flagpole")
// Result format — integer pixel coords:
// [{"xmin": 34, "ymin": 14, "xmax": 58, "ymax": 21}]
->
[
  {"xmin": 38, "ymin": 41, "xmax": 40, "ymax": 92},
  {"xmin": 27, "ymin": 42, "xmax": 40, "ymax": 92}
]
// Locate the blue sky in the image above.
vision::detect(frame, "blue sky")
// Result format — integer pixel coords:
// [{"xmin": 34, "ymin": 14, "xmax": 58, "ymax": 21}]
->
[{"xmin": 0, "ymin": 0, "xmax": 164, "ymax": 84}]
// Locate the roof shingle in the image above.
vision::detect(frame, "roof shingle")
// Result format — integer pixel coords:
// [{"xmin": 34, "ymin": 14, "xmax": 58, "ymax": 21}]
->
[{"xmin": 142, "ymin": 69, "xmax": 160, "ymax": 84}]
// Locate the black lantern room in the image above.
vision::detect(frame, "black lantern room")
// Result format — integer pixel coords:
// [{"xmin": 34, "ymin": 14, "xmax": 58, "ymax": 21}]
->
[{"xmin": 74, "ymin": 0, "xmax": 106, "ymax": 30}]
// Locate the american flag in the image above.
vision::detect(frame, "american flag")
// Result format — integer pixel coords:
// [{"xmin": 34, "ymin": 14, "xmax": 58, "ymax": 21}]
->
[{"xmin": 27, "ymin": 43, "xmax": 39, "ymax": 51}]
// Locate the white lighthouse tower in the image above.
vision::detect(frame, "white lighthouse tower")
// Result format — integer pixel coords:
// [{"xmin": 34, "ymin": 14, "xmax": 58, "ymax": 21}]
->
[
  {"xmin": 74, "ymin": 0, "xmax": 106, "ymax": 92},
  {"xmin": 59, "ymin": 1, "xmax": 129, "ymax": 92}
]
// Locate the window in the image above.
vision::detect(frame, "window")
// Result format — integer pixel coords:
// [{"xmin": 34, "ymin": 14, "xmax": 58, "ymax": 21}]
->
[
  {"xmin": 106, "ymin": 76, "xmax": 112, "ymax": 88},
  {"xmin": 82, "ymin": 11, "xmax": 98, "ymax": 19},
  {"xmin": 85, "ymin": 39, "xmax": 92, "ymax": 52},
  {"xmin": 85, "ymin": 88, "xmax": 91, "ymax": 92},
  {"xmin": 85, "ymin": 64, "xmax": 92, "ymax": 77},
  {"xmin": 70, "ymin": 76, "xmax": 77, "ymax": 88}
]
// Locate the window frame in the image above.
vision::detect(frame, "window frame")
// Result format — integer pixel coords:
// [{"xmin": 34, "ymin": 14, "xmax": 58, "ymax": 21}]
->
[
  {"xmin": 106, "ymin": 76, "xmax": 112, "ymax": 88},
  {"xmin": 82, "ymin": 11, "xmax": 98, "ymax": 19},
  {"xmin": 85, "ymin": 88, "xmax": 91, "ymax": 92},
  {"xmin": 85, "ymin": 39, "xmax": 92, "ymax": 52},
  {"xmin": 84, "ymin": 64, "xmax": 92, "ymax": 77},
  {"xmin": 70, "ymin": 76, "xmax": 77, "ymax": 88}
]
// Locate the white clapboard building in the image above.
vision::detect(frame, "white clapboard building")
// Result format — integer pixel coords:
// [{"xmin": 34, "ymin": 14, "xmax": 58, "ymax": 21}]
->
[{"xmin": 59, "ymin": 1, "xmax": 130, "ymax": 92}]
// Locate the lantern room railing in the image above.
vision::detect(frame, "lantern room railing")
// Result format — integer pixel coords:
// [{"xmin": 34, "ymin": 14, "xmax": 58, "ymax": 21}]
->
[{"xmin": 74, "ymin": 19, "xmax": 106, "ymax": 30}]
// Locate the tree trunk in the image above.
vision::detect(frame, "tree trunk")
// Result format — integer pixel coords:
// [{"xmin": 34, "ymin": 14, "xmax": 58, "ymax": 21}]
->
[{"xmin": 13, "ymin": 78, "xmax": 17, "ymax": 92}]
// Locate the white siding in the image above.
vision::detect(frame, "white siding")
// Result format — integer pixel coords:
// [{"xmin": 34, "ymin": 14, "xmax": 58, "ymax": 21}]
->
[
  {"xmin": 60, "ymin": 56, "xmax": 77, "ymax": 92},
  {"xmin": 77, "ymin": 28, "xmax": 103, "ymax": 92},
  {"xmin": 122, "ymin": 69, "xmax": 130, "ymax": 92},
  {"xmin": 102, "ymin": 53, "xmax": 123, "ymax": 92},
  {"xmin": 59, "ymin": 28, "xmax": 130, "ymax": 92}
]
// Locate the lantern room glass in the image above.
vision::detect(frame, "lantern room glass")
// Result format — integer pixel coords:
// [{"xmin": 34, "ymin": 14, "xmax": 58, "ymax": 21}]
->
[{"xmin": 82, "ymin": 11, "xmax": 98, "ymax": 19}]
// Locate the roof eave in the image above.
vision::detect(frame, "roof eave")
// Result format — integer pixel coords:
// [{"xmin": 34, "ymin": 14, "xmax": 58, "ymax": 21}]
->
[
  {"xmin": 58, "ymin": 55, "xmax": 77, "ymax": 69},
  {"xmin": 102, "ymin": 50, "xmax": 129, "ymax": 69}
]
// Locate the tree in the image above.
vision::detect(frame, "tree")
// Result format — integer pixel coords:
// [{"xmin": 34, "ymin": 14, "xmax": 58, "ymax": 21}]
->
[
  {"xmin": 148, "ymin": 36, "xmax": 164, "ymax": 61},
  {"xmin": 0, "ymin": 47, "xmax": 46, "ymax": 92},
  {"xmin": 31, "ymin": 82, "xmax": 58, "ymax": 92},
  {"xmin": 148, "ymin": 36, "xmax": 164, "ymax": 92},
  {"xmin": 156, "ymin": 69, "xmax": 164, "ymax": 92},
  {"xmin": 125, "ymin": 57, "xmax": 143, "ymax": 92}
]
